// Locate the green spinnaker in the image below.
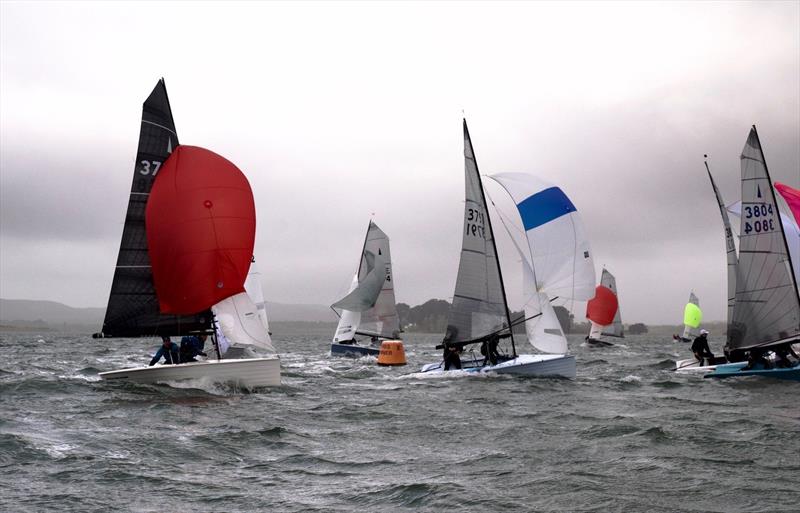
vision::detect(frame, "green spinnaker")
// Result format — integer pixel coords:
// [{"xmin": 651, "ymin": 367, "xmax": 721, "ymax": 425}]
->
[{"xmin": 684, "ymin": 302, "xmax": 702, "ymax": 328}]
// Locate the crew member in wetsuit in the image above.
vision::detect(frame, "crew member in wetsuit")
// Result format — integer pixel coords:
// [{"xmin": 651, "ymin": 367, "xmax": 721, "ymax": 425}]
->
[
  {"xmin": 481, "ymin": 334, "xmax": 500, "ymax": 366},
  {"xmin": 443, "ymin": 341, "xmax": 462, "ymax": 371},
  {"xmin": 150, "ymin": 336, "xmax": 180, "ymax": 366},
  {"xmin": 773, "ymin": 345, "xmax": 799, "ymax": 368},
  {"xmin": 179, "ymin": 334, "xmax": 208, "ymax": 363},
  {"xmin": 691, "ymin": 329, "xmax": 714, "ymax": 366}
]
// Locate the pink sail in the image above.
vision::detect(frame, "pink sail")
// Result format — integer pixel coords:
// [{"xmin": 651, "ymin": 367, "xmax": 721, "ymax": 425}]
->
[{"xmin": 775, "ymin": 182, "xmax": 800, "ymax": 226}]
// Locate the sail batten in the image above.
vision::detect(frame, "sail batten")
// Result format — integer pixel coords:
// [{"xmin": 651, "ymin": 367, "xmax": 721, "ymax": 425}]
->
[{"xmin": 727, "ymin": 127, "xmax": 800, "ymax": 352}]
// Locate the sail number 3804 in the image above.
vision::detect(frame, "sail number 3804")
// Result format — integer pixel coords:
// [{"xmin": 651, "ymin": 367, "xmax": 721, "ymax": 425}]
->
[{"xmin": 743, "ymin": 203, "xmax": 776, "ymax": 234}]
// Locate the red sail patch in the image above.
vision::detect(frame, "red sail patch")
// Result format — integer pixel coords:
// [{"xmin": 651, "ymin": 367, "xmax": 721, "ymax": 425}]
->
[
  {"xmin": 146, "ymin": 145, "xmax": 256, "ymax": 315},
  {"xmin": 586, "ymin": 285, "xmax": 619, "ymax": 326}
]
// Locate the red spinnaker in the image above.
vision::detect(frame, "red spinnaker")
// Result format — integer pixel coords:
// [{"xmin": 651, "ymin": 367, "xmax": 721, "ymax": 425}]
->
[
  {"xmin": 586, "ymin": 285, "xmax": 618, "ymax": 326},
  {"xmin": 775, "ymin": 182, "xmax": 800, "ymax": 226},
  {"xmin": 146, "ymin": 145, "xmax": 256, "ymax": 315}
]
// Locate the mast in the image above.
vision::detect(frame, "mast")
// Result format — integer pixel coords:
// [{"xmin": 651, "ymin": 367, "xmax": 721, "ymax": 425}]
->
[{"xmin": 464, "ymin": 119, "xmax": 517, "ymax": 357}]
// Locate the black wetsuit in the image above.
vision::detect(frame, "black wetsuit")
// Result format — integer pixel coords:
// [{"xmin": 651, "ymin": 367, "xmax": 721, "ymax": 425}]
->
[
  {"xmin": 691, "ymin": 335, "xmax": 713, "ymax": 366},
  {"xmin": 481, "ymin": 336, "xmax": 500, "ymax": 366},
  {"xmin": 443, "ymin": 343, "xmax": 462, "ymax": 371}
]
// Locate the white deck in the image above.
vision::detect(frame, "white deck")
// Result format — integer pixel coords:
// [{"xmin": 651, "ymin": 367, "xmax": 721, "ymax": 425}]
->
[{"xmin": 99, "ymin": 356, "xmax": 281, "ymax": 388}]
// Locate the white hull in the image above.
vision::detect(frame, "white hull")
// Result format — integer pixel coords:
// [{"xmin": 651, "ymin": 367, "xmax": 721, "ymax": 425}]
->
[
  {"xmin": 420, "ymin": 354, "xmax": 576, "ymax": 379},
  {"xmin": 99, "ymin": 357, "xmax": 281, "ymax": 388},
  {"xmin": 674, "ymin": 358, "xmax": 719, "ymax": 374}
]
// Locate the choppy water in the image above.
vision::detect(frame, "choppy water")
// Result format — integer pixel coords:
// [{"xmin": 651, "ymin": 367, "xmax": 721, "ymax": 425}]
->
[{"xmin": 1, "ymin": 327, "xmax": 798, "ymax": 512}]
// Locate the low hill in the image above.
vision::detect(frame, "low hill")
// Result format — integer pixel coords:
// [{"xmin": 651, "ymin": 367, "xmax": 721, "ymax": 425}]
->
[{"xmin": 0, "ymin": 298, "xmax": 337, "ymax": 331}]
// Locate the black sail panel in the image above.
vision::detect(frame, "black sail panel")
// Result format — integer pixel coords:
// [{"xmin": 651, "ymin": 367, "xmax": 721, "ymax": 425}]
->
[
  {"xmin": 444, "ymin": 120, "xmax": 510, "ymax": 345},
  {"xmin": 99, "ymin": 80, "xmax": 210, "ymax": 337}
]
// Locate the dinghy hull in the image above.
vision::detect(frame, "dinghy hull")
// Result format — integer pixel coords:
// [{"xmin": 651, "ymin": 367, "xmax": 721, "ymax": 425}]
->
[
  {"xmin": 586, "ymin": 338, "xmax": 614, "ymax": 347},
  {"xmin": 705, "ymin": 362, "xmax": 800, "ymax": 381},
  {"xmin": 99, "ymin": 357, "xmax": 281, "ymax": 388},
  {"xmin": 330, "ymin": 343, "xmax": 380, "ymax": 358},
  {"xmin": 420, "ymin": 354, "xmax": 576, "ymax": 379}
]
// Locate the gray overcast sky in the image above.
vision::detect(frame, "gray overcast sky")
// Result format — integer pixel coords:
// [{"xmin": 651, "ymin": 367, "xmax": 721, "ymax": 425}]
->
[{"xmin": 1, "ymin": 1, "xmax": 798, "ymax": 324}]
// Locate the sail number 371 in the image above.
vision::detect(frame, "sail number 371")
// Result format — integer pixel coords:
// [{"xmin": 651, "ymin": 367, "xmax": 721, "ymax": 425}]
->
[
  {"xmin": 743, "ymin": 203, "xmax": 775, "ymax": 234},
  {"xmin": 466, "ymin": 208, "xmax": 486, "ymax": 238}
]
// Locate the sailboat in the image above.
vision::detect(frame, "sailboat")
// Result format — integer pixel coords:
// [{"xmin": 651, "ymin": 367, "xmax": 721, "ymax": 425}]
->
[
  {"xmin": 673, "ymin": 292, "xmax": 702, "ymax": 342},
  {"xmin": 330, "ymin": 221, "xmax": 401, "ymax": 357},
  {"xmin": 707, "ymin": 126, "xmax": 800, "ymax": 381},
  {"xmin": 585, "ymin": 269, "xmax": 623, "ymax": 347},
  {"xmin": 419, "ymin": 120, "xmax": 595, "ymax": 378},
  {"xmin": 675, "ymin": 160, "xmax": 738, "ymax": 372},
  {"xmin": 96, "ymin": 80, "xmax": 280, "ymax": 388}
]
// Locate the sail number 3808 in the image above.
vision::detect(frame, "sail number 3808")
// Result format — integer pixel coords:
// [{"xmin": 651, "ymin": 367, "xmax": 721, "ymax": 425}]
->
[{"xmin": 743, "ymin": 203, "xmax": 776, "ymax": 234}]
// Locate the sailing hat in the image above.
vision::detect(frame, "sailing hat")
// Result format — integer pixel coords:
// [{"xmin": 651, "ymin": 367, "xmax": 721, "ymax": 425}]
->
[{"xmin": 700, "ymin": 329, "xmax": 709, "ymax": 335}]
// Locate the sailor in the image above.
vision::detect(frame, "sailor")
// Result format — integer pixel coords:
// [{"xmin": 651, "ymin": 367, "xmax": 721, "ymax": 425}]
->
[
  {"xmin": 149, "ymin": 336, "xmax": 180, "ymax": 366},
  {"xmin": 481, "ymin": 334, "xmax": 500, "ymax": 366},
  {"xmin": 742, "ymin": 348, "xmax": 771, "ymax": 371},
  {"xmin": 179, "ymin": 334, "xmax": 208, "ymax": 363},
  {"xmin": 691, "ymin": 329, "xmax": 714, "ymax": 367},
  {"xmin": 443, "ymin": 340, "xmax": 462, "ymax": 371},
  {"xmin": 774, "ymin": 345, "xmax": 800, "ymax": 368}
]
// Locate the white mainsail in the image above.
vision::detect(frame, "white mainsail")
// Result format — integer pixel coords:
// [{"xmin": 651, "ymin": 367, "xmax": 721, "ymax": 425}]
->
[
  {"xmin": 599, "ymin": 269, "xmax": 624, "ymax": 338},
  {"xmin": 727, "ymin": 127, "xmax": 800, "ymax": 352},
  {"xmin": 331, "ymin": 221, "xmax": 400, "ymax": 341}
]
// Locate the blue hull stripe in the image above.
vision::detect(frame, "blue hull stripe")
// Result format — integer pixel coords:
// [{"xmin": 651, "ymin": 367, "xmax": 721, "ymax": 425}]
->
[{"xmin": 517, "ymin": 187, "xmax": 576, "ymax": 231}]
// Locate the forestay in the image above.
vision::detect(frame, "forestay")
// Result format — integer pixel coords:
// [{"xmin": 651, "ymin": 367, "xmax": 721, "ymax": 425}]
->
[
  {"xmin": 100, "ymin": 79, "xmax": 209, "ymax": 337},
  {"xmin": 728, "ymin": 127, "xmax": 800, "ymax": 351},
  {"xmin": 444, "ymin": 121, "xmax": 509, "ymax": 344}
]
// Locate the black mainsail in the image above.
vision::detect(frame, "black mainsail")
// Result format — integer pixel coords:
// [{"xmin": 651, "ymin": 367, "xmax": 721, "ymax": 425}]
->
[
  {"xmin": 98, "ymin": 80, "xmax": 210, "ymax": 337},
  {"xmin": 726, "ymin": 126, "xmax": 800, "ymax": 353},
  {"xmin": 443, "ymin": 120, "xmax": 514, "ymax": 354}
]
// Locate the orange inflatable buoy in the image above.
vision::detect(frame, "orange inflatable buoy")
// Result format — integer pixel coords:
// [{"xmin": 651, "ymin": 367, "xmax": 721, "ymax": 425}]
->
[{"xmin": 377, "ymin": 340, "xmax": 407, "ymax": 366}]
